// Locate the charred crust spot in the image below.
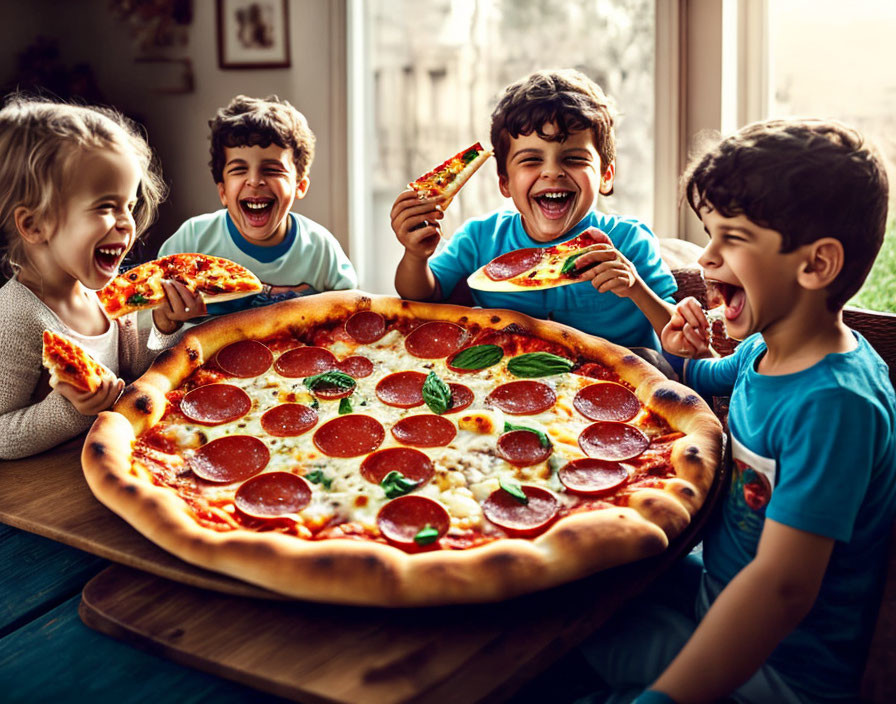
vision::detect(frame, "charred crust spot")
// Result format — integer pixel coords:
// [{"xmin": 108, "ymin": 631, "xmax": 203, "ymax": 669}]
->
[
  {"xmin": 135, "ymin": 394, "xmax": 153, "ymax": 415},
  {"xmin": 459, "ymin": 316, "xmax": 468, "ymax": 323},
  {"xmin": 684, "ymin": 394, "xmax": 701, "ymax": 406},
  {"xmin": 490, "ymin": 315, "xmax": 501, "ymax": 324},
  {"xmin": 502, "ymin": 323, "xmax": 526, "ymax": 334},
  {"xmin": 686, "ymin": 445, "xmax": 700, "ymax": 456},
  {"xmin": 186, "ymin": 347, "xmax": 199, "ymax": 362},
  {"xmin": 400, "ymin": 300, "xmax": 411, "ymax": 309},
  {"xmin": 313, "ymin": 555, "xmax": 335, "ymax": 570},
  {"xmin": 123, "ymin": 484, "xmax": 137, "ymax": 495},
  {"xmin": 622, "ymin": 354, "xmax": 641, "ymax": 366},
  {"xmin": 89, "ymin": 441, "xmax": 106, "ymax": 458},
  {"xmin": 653, "ymin": 387, "xmax": 682, "ymax": 403}
]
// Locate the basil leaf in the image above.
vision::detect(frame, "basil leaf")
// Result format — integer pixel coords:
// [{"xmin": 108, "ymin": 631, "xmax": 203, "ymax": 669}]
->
[
  {"xmin": 338, "ymin": 397, "xmax": 353, "ymax": 415},
  {"xmin": 560, "ymin": 251, "xmax": 589, "ymax": 275},
  {"xmin": 310, "ymin": 397, "xmax": 320, "ymax": 410},
  {"xmin": 461, "ymin": 148, "xmax": 479, "ymax": 164},
  {"xmin": 305, "ymin": 470, "xmax": 332, "ymax": 490},
  {"xmin": 507, "ymin": 352, "xmax": 574, "ymax": 378},
  {"xmin": 414, "ymin": 523, "xmax": 440, "ymax": 546},
  {"xmin": 381, "ymin": 470, "xmax": 419, "ymax": 499},
  {"xmin": 503, "ymin": 421, "xmax": 552, "ymax": 449},
  {"xmin": 126, "ymin": 293, "xmax": 149, "ymax": 306},
  {"xmin": 303, "ymin": 370, "xmax": 356, "ymax": 392},
  {"xmin": 449, "ymin": 344, "xmax": 504, "ymax": 370},
  {"xmin": 499, "ymin": 477, "xmax": 529, "ymax": 505},
  {"xmin": 422, "ymin": 371, "xmax": 452, "ymax": 415}
]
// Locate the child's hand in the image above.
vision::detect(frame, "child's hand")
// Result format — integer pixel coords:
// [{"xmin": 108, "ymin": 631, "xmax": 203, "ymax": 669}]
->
[
  {"xmin": 53, "ymin": 376, "xmax": 124, "ymax": 416},
  {"xmin": 153, "ymin": 280, "xmax": 207, "ymax": 334},
  {"xmin": 390, "ymin": 188, "xmax": 444, "ymax": 260},
  {"xmin": 572, "ymin": 241, "xmax": 640, "ymax": 297},
  {"xmin": 661, "ymin": 297, "xmax": 712, "ymax": 358}
]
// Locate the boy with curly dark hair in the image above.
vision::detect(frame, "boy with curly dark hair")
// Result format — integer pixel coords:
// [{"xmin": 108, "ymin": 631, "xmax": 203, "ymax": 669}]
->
[
  {"xmin": 158, "ymin": 94, "xmax": 356, "ymax": 318},
  {"xmin": 582, "ymin": 118, "xmax": 896, "ymax": 704},
  {"xmin": 391, "ymin": 69, "xmax": 676, "ymax": 352}
]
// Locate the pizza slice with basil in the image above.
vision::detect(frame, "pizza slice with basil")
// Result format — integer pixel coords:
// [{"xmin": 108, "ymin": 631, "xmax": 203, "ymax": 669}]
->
[
  {"xmin": 468, "ymin": 229, "xmax": 613, "ymax": 292},
  {"xmin": 42, "ymin": 330, "xmax": 114, "ymax": 392},
  {"xmin": 410, "ymin": 142, "xmax": 493, "ymax": 208},
  {"xmin": 99, "ymin": 253, "xmax": 262, "ymax": 319}
]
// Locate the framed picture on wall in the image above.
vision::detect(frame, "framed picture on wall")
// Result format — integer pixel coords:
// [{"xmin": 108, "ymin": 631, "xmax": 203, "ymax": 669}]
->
[{"xmin": 217, "ymin": 0, "xmax": 290, "ymax": 69}]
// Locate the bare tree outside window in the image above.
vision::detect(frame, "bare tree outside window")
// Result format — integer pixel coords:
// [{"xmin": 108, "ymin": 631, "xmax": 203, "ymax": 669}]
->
[{"xmin": 364, "ymin": 0, "xmax": 655, "ymax": 294}]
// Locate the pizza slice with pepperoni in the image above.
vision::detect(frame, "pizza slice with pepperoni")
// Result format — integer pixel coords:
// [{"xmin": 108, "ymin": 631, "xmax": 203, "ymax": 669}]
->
[
  {"xmin": 468, "ymin": 228, "xmax": 613, "ymax": 292},
  {"xmin": 410, "ymin": 142, "xmax": 493, "ymax": 208},
  {"xmin": 42, "ymin": 330, "xmax": 114, "ymax": 392},
  {"xmin": 99, "ymin": 253, "xmax": 262, "ymax": 319}
]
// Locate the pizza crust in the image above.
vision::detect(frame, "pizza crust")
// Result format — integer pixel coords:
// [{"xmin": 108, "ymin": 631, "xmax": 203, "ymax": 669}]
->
[{"xmin": 83, "ymin": 291, "xmax": 723, "ymax": 606}]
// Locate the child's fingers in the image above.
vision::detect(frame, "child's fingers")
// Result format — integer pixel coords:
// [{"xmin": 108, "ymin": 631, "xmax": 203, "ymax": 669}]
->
[
  {"xmin": 390, "ymin": 193, "xmax": 442, "ymax": 223},
  {"xmin": 567, "ymin": 246, "xmax": 614, "ymax": 277}
]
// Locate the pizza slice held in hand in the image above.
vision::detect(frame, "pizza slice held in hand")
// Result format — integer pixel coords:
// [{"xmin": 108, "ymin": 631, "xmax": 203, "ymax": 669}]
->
[
  {"xmin": 42, "ymin": 330, "xmax": 114, "ymax": 393},
  {"xmin": 468, "ymin": 228, "xmax": 613, "ymax": 292},
  {"xmin": 410, "ymin": 142, "xmax": 493, "ymax": 208},
  {"xmin": 99, "ymin": 253, "xmax": 262, "ymax": 319}
]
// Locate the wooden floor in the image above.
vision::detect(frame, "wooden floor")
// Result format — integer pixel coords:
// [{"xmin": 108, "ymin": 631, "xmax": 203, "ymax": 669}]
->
[{"xmin": 0, "ymin": 523, "xmax": 597, "ymax": 703}]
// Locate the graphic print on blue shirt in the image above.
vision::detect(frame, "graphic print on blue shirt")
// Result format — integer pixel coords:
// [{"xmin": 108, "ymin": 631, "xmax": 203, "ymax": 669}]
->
[{"xmin": 726, "ymin": 434, "xmax": 776, "ymax": 545}]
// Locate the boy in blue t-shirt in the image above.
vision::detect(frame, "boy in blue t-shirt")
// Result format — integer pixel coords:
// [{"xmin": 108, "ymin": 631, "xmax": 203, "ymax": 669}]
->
[
  {"xmin": 156, "ymin": 94, "xmax": 356, "ymax": 332},
  {"xmin": 390, "ymin": 69, "xmax": 677, "ymax": 352},
  {"xmin": 582, "ymin": 118, "xmax": 896, "ymax": 704}
]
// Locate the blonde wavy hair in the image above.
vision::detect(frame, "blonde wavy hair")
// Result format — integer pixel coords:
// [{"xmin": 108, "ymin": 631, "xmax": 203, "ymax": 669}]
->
[{"xmin": 0, "ymin": 94, "xmax": 167, "ymax": 277}]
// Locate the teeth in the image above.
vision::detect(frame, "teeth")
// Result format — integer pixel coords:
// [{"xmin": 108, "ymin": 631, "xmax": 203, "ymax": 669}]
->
[
  {"xmin": 245, "ymin": 201, "xmax": 271, "ymax": 210},
  {"xmin": 539, "ymin": 192, "xmax": 569, "ymax": 200},
  {"xmin": 97, "ymin": 247, "xmax": 122, "ymax": 256}
]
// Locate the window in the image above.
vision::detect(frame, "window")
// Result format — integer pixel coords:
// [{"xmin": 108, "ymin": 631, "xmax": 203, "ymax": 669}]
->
[
  {"xmin": 350, "ymin": 0, "xmax": 656, "ymax": 294},
  {"xmin": 766, "ymin": 0, "xmax": 896, "ymax": 312}
]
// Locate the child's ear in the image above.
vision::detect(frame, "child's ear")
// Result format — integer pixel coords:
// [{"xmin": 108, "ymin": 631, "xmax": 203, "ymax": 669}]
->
[
  {"xmin": 294, "ymin": 176, "xmax": 310, "ymax": 200},
  {"xmin": 14, "ymin": 206, "xmax": 46, "ymax": 244},
  {"xmin": 498, "ymin": 173, "xmax": 511, "ymax": 198},
  {"xmin": 797, "ymin": 238, "xmax": 844, "ymax": 290},
  {"xmin": 599, "ymin": 163, "xmax": 615, "ymax": 195},
  {"xmin": 216, "ymin": 182, "xmax": 227, "ymax": 207}
]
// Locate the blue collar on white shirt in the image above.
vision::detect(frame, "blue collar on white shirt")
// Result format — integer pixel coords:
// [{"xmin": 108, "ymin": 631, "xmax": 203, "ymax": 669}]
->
[{"xmin": 225, "ymin": 211, "xmax": 297, "ymax": 263}]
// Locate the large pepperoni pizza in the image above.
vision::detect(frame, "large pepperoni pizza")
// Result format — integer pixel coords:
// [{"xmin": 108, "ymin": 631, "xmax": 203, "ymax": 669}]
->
[{"xmin": 82, "ymin": 292, "xmax": 722, "ymax": 606}]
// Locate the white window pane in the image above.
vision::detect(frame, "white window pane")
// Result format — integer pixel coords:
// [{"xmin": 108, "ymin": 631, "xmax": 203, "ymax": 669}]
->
[{"xmin": 359, "ymin": 0, "xmax": 655, "ymax": 294}]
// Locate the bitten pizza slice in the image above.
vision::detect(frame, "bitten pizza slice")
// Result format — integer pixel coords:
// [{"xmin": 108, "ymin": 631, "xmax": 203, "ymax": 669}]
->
[
  {"xmin": 99, "ymin": 253, "xmax": 262, "ymax": 319},
  {"xmin": 468, "ymin": 228, "xmax": 613, "ymax": 292},
  {"xmin": 42, "ymin": 330, "xmax": 114, "ymax": 392},
  {"xmin": 410, "ymin": 142, "xmax": 493, "ymax": 208}
]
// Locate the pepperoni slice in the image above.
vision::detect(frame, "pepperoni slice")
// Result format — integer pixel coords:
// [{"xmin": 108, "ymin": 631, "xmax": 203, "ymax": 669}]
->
[
  {"xmin": 558, "ymin": 458, "xmax": 629, "ymax": 496},
  {"xmin": 579, "ymin": 421, "xmax": 649, "ymax": 461},
  {"xmin": 338, "ymin": 355, "xmax": 374, "ymax": 378},
  {"xmin": 360, "ymin": 447, "xmax": 434, "ymax": 485},
  {"xmin": 345, "ymin": 310, "xmax": 386, "ymax": 343},
  {"xmin": 215, "ymin": 340, "xmax": 273, "ymax": 378},
  {"xmin": 391, "ymin": 414, "xmax": 456, "ymax": 447},
  {"xmin": 482, "ymin": 485, "xmax": 559, "ymax": 537},
  {"xmin": 487, "ymin": 380, "xmax": 556, "ymax": 415},
  {"xmin": 573, "ymin": 382, "xmax": 641, "ymax": 422},
  {"xmin": 375, "ymin": 371, "xmax": 427, "ymax": 408},
  {"xmin": 445, "ymin": 383, "xmax": 474, "ymax": 414},
  {"xmin": 180, "ymin": 384, "xmax": 251, "ymax": 425},
  {"xmin": 377, "ymin": 495, "xmax": 450, "ymax": 550},
  {"xmin": 188, "ymin": 435, "xmax": 270, "ymax": 483},
  {"xmin": 235, "ymin": 472, "xmax": 312, "ymax": 518},
  {"xmin": 274, "ymin": 347, "xmax": 337, "ymax": 378},
  {"xmin": 260, "ymin": 403, "xmax": 318, "ymax": 437},
  {"xmin": 404, "ymin": 321, "xmax": 468, "ymax": 359},
  {"xmin": 484, "ymin": 248, "xmax": 544, "ymax": 281},
  {"xmin": 311, "ymin": 380, "xmax": 355, "ymax": 400},
  {"xmin": 313, "ymin": 415, "xmax": 385, "ymax": 457},
  {"xmin": 497, "ymin": 430, "xmax": 553, "ymax": 466}
]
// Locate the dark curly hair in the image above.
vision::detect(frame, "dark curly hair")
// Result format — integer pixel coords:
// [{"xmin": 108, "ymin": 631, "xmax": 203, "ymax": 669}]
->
[
  {"xmin": 682, "ymin": 118, "xmax": 889, "ymax": 311},
  {"xmin": 489, "ymin": 69, "xmax": 617, "ymax": 193},
  {"xmin": 208, "ymin": 94, "xmax": 315, "ymax": 183}
]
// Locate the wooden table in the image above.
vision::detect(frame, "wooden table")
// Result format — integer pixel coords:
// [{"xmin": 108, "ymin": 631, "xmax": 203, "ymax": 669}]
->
[{"xmin": 0, "ymin": 436, "xmax": 726, "ymax": 703}]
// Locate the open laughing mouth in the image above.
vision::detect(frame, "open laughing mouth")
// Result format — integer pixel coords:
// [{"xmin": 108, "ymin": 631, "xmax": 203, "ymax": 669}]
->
[
  {"xmin": 95, "ymin": 244, "xmax": 125, "ymax": 273},
  {"xmin": 705, "ymin": 280, "xmax": 746, "ymax": 321},
  {"xmin": 533, "ymin": 191, "xmax": 574, "ymax": 219},
  {"xmin": 240, "ymin": 198, "xmax": 275, "ymax": 225}
]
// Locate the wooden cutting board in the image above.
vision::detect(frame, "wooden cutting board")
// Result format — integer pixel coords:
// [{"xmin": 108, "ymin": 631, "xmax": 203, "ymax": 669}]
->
[
  {"xmin": 0, "ymin": 436, "xmax": 278, "ymax": 599},
  {"xmin": 80, "ymin": 558, "xmax": 664, "ymax": 704}
]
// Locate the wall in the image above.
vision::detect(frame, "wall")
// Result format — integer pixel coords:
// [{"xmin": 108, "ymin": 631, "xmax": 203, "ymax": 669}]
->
[{"xmin": 0, "ymin": 0, "xmax": 348, "ymax": 257}]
